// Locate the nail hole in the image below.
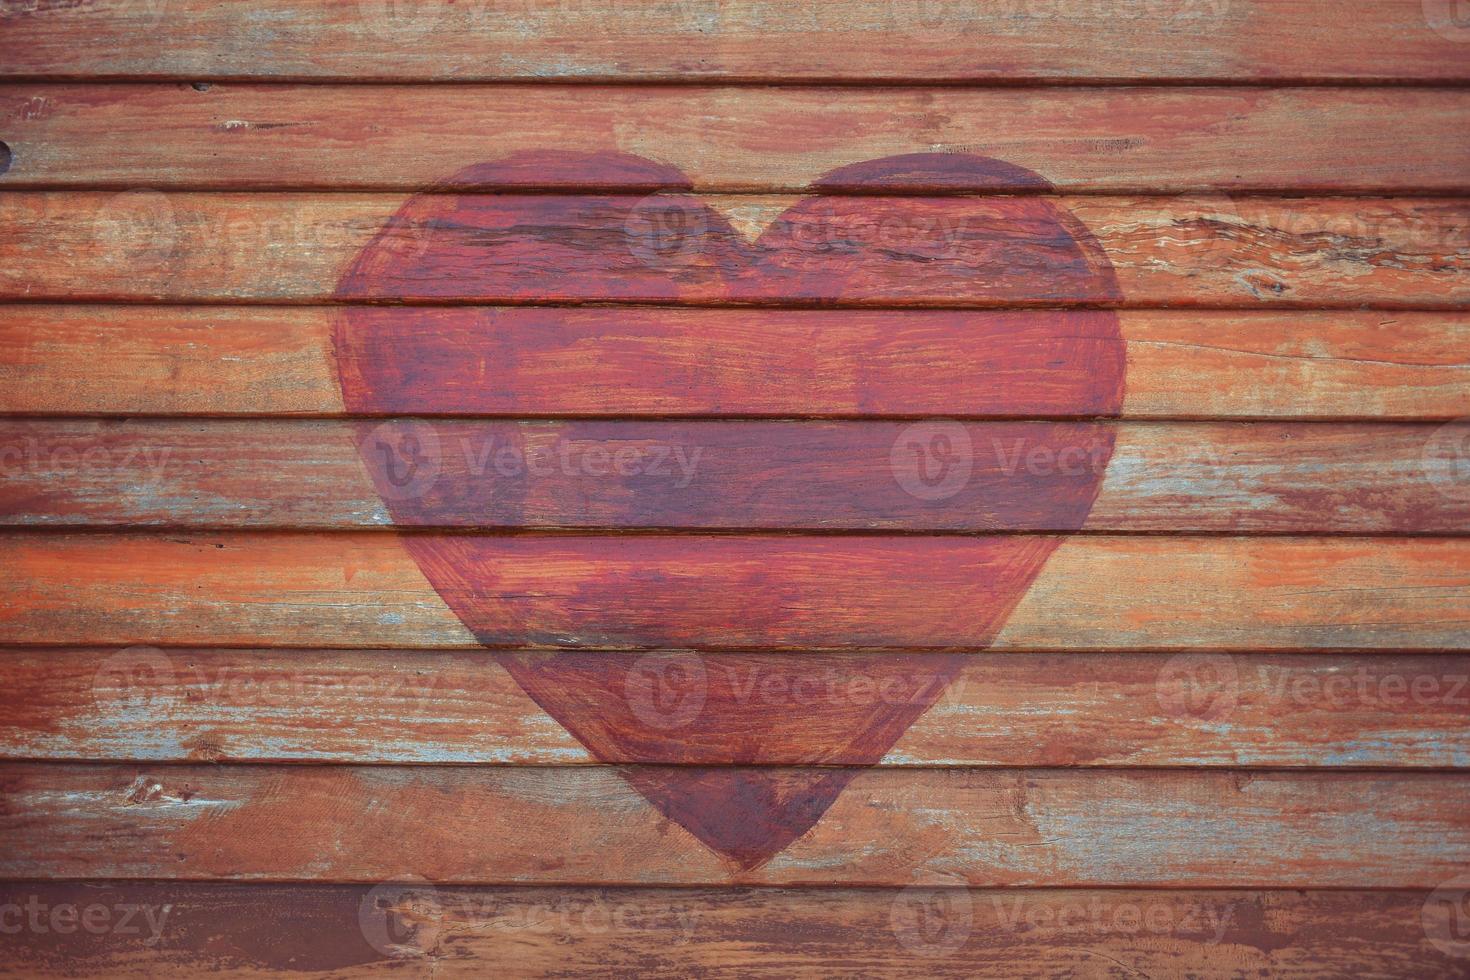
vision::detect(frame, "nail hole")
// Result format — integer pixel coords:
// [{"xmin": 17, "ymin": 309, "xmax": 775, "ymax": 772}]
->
[
  {"xmin": 0, "ymin": 142, "xmax": 10, "ymax": 176},
  {"xmin": 191, "ymin": 82, "xmax": 211, "ymax": 92}
]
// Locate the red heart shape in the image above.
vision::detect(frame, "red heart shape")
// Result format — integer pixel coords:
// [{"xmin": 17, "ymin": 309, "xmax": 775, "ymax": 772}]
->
[{"xmin": 334, "ymin": 152, "xmax": 1124, "ymax": 869}]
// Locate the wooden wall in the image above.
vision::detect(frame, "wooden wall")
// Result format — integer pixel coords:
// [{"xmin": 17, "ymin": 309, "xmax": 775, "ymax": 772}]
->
[{"xmin": 2, "ymin": 1, "xmax": 1469, "ymax": 976}]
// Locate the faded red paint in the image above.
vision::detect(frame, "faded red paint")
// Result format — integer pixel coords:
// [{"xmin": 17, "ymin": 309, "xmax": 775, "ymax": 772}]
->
[{"xmin": 335, "ymin": 151, "xmax": 1125, "ymax": 869}]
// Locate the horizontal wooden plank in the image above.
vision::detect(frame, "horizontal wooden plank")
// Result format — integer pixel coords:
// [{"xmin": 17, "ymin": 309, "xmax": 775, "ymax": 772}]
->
[
  {"xmin": 1, "ymin": 420, "xmax": 1464, "ymax": 533},
  {"xmin": 5, "ymin": 192, "xmax": 1465, "ymax": 307},
  {"xmin": 5, "ymin": 307, "xmax": 1468, "ymax": 420},
  {"xmin": 5, "ymin": 85, "xmax": 1469, "ymax": 192},
  {"xmin": 2, "ymin": 0, "xmax": 1467, "ymax": 82},
  {"xmin": 8, "ymin": 648, "xmax": 1470, "ymax": 768},
  {"xmin": 4, "ymin": 764, "xmax": 1467, "ymax": 886},
  {"xmin": 3, "ymin": 534, "xmax": 1466, "ymax": 649},
  {"xmin": 0, "ymin": 882, "xmax": 1460, "ymax": 978}
]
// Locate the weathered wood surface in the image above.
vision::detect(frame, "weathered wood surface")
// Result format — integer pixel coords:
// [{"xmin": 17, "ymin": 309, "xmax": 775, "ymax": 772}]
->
[
  {"xmin": 3, "ymin": 533, "xmax": 1467, "ymax": 649},
  {"xmin": 5, "ymin": 85, "xmax": 1470, "ymax": 192},
  {"xmin": 4, "ymin": 764, "xmax": 1467, "ymax": 886},
  {"xmin": 0, "ymin": 882, "xmax": 1461, "ymax": 979},
  {"xmin": 3, "ymin": 0, "xmax": 1467, "ymax": 82},
  {"xmin": 9, "ymin": 648, "xmax": 1470, "ymax": 768},
  {"xmin": 1, "ymin": 419, "xmax": 1465, "ymax": 533},
  {"xmin": 4, "ymin": 2, "xmax": 1468, "ymax": 974},
  {"xmin": 6, "ymin": 306, "xmax": 1469, "ymax": 420},
  {"xmin": 5, "ymin": 192, "xmax": 1465, "ymax": 308}
]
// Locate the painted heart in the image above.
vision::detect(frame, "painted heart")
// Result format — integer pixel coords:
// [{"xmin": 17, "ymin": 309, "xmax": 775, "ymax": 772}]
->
[{"xmin": 334, "ymin": 151, "xmax": 1124, "ymax": 870}]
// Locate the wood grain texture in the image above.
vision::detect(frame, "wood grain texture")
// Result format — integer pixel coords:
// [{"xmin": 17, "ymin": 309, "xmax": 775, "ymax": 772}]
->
[
  {"xmin": 5, "ymin": 1, "xmax": 1469, "ymax": 970},
  {"xmin": 2, "ymin": 0, "xmax": 1468, "ymax": 82},
  {"xmin": 4, "ymin": 192, "xmax": 1465, "ymax": 308},
  {"xmin": 3, "ymin": 763, "xmax": 1468, "ymax": 886},
  {"xmin": 5, "ymin": 306, "xmax": 1468, "ymax": 420},
  {"xmin": 8, "ymin": 648, "xmax": 1470, "ymax": 768},
  {"xmin": 1, "ymin": 419, "xmax": 1465, "ymax": 533},
  {"xmin": 0, "ymin": 882, "xmax": 1462, "ymax": 979},
  {"xmin": 5, "ymin": 85, "xmax": 1470, "ymax": 192},
  {"xmin": 3, "ymin": 533, "xmax": 1466, "ymax": 650}
]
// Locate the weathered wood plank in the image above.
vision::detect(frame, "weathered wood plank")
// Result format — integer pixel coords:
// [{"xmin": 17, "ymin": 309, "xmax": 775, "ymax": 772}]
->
[
  {"xmin": 5, "ymin": 85, "xmax": 1469, "ymax": 192},
  {"xmin": 1, "ymin": 419, "xmax": 1464, "ymax": 533},
  {"xmin": 5, "ymin": 307, "xmax": 1468, "ymax": 420},
  {"xmin": 5, "ymin": 192, "xmax": 1465, "ymax": 308},
  {"xmin": 2, "ymin": 0, "xmax": 1467, "ymax": 82},
  {"xmin": 0, "ymin": 882, "xmax": 1460, "ymax": 978},
  {"xmin": 2, "ymin": 534, "xmax": 1466, "ymax": 649},
  {"xmin": 3, "ymin": 764, "xmax": 1467, "ymax": 886},
  {"xmin": 8, "ymin": 648, "xmax": 1470, "ymax": 768}
]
